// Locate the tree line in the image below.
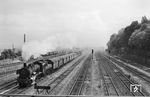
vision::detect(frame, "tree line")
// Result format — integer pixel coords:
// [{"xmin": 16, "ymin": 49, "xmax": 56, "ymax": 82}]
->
[
  {"xmin": 0, "ymin": 49, "xmax": 22, "ymax": 60},
  {"xmin": 107, "ymin": 16, "xmax": 150, "ymax": 66}
]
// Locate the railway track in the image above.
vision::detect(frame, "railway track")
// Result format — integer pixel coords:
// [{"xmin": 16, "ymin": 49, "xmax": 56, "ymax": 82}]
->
[
  {"xmin": 96, "ymin": 53, "xmax": 120, "ymax": 96},
  {"xmin": 2, "ymin": 55, "xmax": 84, "ymax": 95},
  {"xmin": 97, "ymin": 57, "xmax": 116, "ymax": 95},
  {"xmin": 0, "ymin": 79, "xmax": 17, "ymax": 93},
  {"xmin": 68, "ymin": 55, "xmax": 91, "ymax": 95},
  {"xmin": 95, "ymin": 52, "xmax": 149, "ymax": 96},
  {"xmin": 103, "ymin": 53, "xmax": 150, "ymax": 96},
  {"xmin": 0, "ymin": 70, "xmax": 16, "ymax": 78},
  {"xmin": 107, "ymin": 55, "xmax": 150, "ymax": 84},
  {"xmin": 113, "ymin": 55, "xmax": 145, "ymax": 69},
  {"xmin": 41, "ymin": 56, "xmax": 85, "ymax": 95}
]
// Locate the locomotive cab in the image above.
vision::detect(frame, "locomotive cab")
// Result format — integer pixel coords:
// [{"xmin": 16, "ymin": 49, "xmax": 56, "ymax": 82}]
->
[{"xmin": 44, "ymin": 59, "xmax": 54, "ymax": 74}]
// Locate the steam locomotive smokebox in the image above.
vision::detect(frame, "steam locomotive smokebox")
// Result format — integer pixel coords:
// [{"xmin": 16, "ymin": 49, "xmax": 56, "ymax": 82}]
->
[{"xmin": 16, "ymin": 69, "xmax": 20, "ymax": 74}]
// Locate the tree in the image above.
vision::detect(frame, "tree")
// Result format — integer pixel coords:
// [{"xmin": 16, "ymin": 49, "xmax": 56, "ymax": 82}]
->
[
  {"xmin": 0, "ymin": 49, "xmax": 16, "ymax": 60},
  {"xmin": 15, "ymin": 49, "xmax": 22, "ymax": 56},
  {"xmin": 141, "ymin": 16, "xmax": 150, "ymax": 24},
  {"xmin": 118, "ymin": 21, "xmax": 140, "ymax": 48},
  {"xmin": 128, "ymin": 24, "xmax": 150, "ymax": 50}
]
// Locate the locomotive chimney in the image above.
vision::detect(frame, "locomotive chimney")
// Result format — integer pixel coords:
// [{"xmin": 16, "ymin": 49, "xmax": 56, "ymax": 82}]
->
[
  {"xmin": 24, "ymin": 63, "xmax": 27, "ymax": 67},
  {"xmin": 24, "ymin": 34, "xmax": 26, "ymax": 43}
]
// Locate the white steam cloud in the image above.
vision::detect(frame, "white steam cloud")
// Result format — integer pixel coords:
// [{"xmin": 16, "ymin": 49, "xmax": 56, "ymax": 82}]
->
[{"xmin": 22, "ymin": 33, "xmax": 77, "ymax": 61}]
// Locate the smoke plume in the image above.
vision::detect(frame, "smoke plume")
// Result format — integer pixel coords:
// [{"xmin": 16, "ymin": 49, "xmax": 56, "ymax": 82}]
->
[{"xmin": 22, "ymin": 33, "xmax": 77, "ymax": 61}]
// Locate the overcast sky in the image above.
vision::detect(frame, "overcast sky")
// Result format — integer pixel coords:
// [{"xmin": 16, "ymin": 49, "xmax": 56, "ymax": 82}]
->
[{"xmin": 0, "ymin": 0, "xmax": 150, "ymax": 49}]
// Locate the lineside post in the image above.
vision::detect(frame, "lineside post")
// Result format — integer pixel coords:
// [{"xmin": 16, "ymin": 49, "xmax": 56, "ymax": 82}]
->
[
  {"xmin": 34, "ymin": 83, "xmax": 51, "ymax": 94},
  {"xmin": 92, "ymin": 49, "xmax": 94, "ymax": 59}
]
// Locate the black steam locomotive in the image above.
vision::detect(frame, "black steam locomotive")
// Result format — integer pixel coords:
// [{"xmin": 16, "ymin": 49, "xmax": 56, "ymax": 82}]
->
[{"xmin": 16, "ymin": 52, "xmax": 80, "ymax": 87}]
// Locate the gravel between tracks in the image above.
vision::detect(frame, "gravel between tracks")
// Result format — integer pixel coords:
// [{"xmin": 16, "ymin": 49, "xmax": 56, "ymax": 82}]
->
[
  {"xmin": 80, "ymin": 58, "xmax": 92, "ymax": 95},
  {"xmin": 91, "ymin": 56, "xmax": 104, "ymax": 96}
]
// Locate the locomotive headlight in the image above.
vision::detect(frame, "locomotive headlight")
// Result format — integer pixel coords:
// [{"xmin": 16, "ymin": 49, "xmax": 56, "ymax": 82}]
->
[
  {"xmin": 31, "ymin": 75, "xmax": 36, "ymax": 84},
  {"xmin": 31, "ymin": 76, "xmax": 36, "ymax": 80},
  {"xmin": 31, "ymin": 76, "xmax": 36, "ymax": 85}
]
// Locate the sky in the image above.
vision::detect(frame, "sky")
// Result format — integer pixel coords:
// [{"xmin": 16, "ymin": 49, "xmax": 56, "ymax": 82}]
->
[{"xmin": 0, "ymin": 0, "xmax": 150, "ymax": 49}]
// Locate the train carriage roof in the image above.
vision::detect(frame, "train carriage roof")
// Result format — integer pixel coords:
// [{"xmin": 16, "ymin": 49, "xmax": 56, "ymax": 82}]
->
[
  {"xmin": 33, "ymin": 60, "xmax": 44, "ymax": 64},
  {"xmin": 47, "ymin": 53, "xmax": 76, "ymax": 62},
  {"xmin": 27, "ymin": 53, "xmax": 76, "ymax": 64}
]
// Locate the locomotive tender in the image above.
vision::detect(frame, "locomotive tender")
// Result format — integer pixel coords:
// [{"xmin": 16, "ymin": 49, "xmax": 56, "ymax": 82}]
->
[{"xmin": 16, "ymin": 52, "xmax": 80, "ymax": 87}]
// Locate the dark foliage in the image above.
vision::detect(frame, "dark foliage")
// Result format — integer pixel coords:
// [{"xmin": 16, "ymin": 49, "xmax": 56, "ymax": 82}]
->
[
  {"xmin": 0, "ymin": 49, "xmax": 22, "ymax": 60},
  {"xmin": 107, "ymin": 16, "xmax": 150, "ymax": 66}
]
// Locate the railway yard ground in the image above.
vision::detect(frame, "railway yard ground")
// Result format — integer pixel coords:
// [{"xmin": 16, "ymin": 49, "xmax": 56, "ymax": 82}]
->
[{"xmin": 0, "ymin": 50, "xmax": 150, "ymax": 96}]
